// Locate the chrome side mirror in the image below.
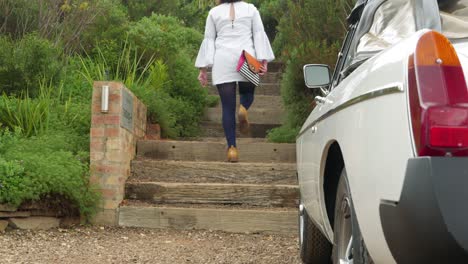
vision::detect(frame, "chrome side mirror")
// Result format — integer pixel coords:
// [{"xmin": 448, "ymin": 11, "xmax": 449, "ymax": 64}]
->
[{"xmin": 303, "ymin": 64, "xmax": 331, "ymax": 95}]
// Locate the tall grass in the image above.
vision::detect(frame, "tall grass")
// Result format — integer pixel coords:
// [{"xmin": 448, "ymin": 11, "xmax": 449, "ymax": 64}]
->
[
  {"xmin": 78, "ymin": 40, "xmax": 168, "ymax": 90},
  {"xmin": 0, "ymin": 81, "xmax": 57, "ymax": 137}
]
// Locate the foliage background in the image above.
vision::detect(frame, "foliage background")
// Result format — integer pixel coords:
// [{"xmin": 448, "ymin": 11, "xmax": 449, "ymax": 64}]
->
[
  {"xmin": 262, "ymin": 0, "xmax": 354, "ymax": 142},
  {"xmin": 0, "ymin": 0, "xmax": 217, "ymax": 218},
  {"xmin": 0, "ymin": 0, "xmax": 354, "ymax": 217}
]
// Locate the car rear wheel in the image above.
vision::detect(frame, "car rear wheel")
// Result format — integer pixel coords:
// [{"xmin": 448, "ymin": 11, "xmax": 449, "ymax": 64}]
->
[
  {"xmin": 299, "ymin": 201, "xmax": 332, "ymax": 263},
  {"xmin": 332, "ymin": 169, "xmax": 373, "ymax": 264}
]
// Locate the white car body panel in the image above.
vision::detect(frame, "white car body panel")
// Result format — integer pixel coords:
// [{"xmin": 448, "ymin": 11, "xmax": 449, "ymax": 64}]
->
[{"xmin": 297, "ymin": 30, "xmax": 468, "ymax": 263}]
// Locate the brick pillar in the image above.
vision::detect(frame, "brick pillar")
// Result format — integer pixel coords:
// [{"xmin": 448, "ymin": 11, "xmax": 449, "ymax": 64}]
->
[{"xmin": 90, "ymin": 82, "xmax": 147, "ymax": 225}]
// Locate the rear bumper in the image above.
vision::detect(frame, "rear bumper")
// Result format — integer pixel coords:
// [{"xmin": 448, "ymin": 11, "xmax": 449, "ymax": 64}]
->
[{"xmin": 380, "ymin": 157, "xmax": 468, "ymax": 263}]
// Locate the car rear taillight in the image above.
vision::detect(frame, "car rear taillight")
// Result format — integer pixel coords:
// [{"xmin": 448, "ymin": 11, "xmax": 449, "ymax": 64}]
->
[{"xmin": 408, "ymin": 31, "xmax": 468, "ymax": 156}]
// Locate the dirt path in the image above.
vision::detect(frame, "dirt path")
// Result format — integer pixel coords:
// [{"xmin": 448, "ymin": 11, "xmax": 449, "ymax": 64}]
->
[{"xmin": 0, "ymin": 227, "xmax": 301, "ymax": 264}]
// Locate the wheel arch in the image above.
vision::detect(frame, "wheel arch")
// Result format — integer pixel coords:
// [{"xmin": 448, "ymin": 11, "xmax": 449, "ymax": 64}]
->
[{"xmin": 321, "ymin": 141, "xmax": 345, "ymax": 232}]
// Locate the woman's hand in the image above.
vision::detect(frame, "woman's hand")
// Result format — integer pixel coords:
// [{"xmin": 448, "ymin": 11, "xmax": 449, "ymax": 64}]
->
[
  {"xmin": 259, "ymin": 60, "xmax": 268, "ymax": 76},
  {"xmin": 198, "ymin": 68, "xmax": 208, "ymax": 87}
]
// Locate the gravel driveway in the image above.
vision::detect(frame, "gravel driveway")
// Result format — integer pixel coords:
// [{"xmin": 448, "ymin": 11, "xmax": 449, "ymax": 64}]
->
[{"xmin": 0, "ymin": 226, "xmax": 301, "ymax": 264}]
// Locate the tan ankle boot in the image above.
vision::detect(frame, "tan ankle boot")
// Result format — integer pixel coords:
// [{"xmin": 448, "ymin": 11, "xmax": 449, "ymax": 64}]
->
[
  {"xmin": 227, "ymin": 146, "xmax": 239, "ymax": 162},
  {"xmin": 238, "ymin": 105, "xmax": 250, "ymax": 135}
]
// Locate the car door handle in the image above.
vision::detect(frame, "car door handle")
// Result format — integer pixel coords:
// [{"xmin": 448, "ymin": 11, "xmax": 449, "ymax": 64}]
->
[{"xmin": 315, "ymin": 96, "xmax": 331, "ymax": 105}]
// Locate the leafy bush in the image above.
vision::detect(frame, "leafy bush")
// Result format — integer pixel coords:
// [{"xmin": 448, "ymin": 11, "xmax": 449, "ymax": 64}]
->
[
  {"xmin": 125, "ymin": 0, "xmax": 179, "ymax": 21},
  {"xmin": 267, "ymin": 0, "xmax": 353, "ymax": 143},
  {"xmin": 78, "ymin": 40, "xmax": 160, "ymax": 88},
  {"xmin": 0, "ymin": 92, "xmax": 51, "ymax": 137},
  {"xmin": 0, "ymin": 0, "xmax": 130, "ymax": 54},
  {"xmin": 123, "ymin": 0, "xmax": 209, "ymax": 31},
  {"xmin": 247, "ymin": 0, "xmax": 287, "ymax": 41},
  {"xmin": 61, "ymin": 57, "xmax": 95, "ymax": 104},
  {"xmin": 81, "ymin": 0, "xmax": 129, "ymax": 56},
  {"xmin": 0, "ymin": 38, "xmax": 97, "ymax": 216},
  {"xmin": 0, "ymin": 82, "xmax": 95, "ymax": 219},
  {"xmin": 126, "ymin": 14, "xmax": 211, "ymax": 137},
  {"xmin": 128, "ymin": 14, "xmax": 202, "ymax": 59},
  {"xmin": 0, "ymin": 34, "xmax": 62, "ymax": 96},
  {"xmin": 0, "ymin": 130, "xmax": 99, "ymax": 220},
  {"xmin": 266, "ymin": 125, "xmax": 300, "ymax": 143}
]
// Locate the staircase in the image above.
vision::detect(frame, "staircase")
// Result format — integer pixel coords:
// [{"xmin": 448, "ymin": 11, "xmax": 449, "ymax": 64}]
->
[{"xmin": 119, "ymin": 63, "xmax": 299, "ymax": 235}]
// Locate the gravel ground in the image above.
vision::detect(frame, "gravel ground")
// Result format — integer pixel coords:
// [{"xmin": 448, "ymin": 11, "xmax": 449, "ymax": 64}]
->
[{"xmin": 0, "ymin": 226, "xmax": 301, "ymax": 264}]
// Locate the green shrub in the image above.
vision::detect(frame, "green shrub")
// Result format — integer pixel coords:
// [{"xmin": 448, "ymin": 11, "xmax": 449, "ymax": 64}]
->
[
  {"xmin": 0, "ymin": 76, "xmax": 94, "ymax": 212},
  {"xmin": 0, "ymin": 87, "xmax": 52, "ymax": 137},
  {"xmin": 61, "ymin": 57, "xmax": 94, "ymax": 104},
  {"xmin": 123, "ymin": 0, "xmax": 209, "ymax": 31},
  {"xmin": 0, "ymin": 0, "xmax": 39, "ymax": 38},
  {"xmin": 0, "ymin": 0, "xmax": 124, "ymax": 53},
  {"xmin": 78, "ymin": 40, "xmax": 160, "ymax": 88},
  {"xmin": 266, "ymin": 125, "xmax": 300, "ymax": 143},
  {"xmin": 0, "ymin": 58, "xmax": 95, "ymax": 217},
  {"xmin": 0, "ymin": 158, "xmax": 27, "ymax": 206},
  {"xmin": 0, "ymin": 129, "xmax": 99, "ymax": 220},
  {"xmin": 0, "ymin": 34, "xmax": 62, "ymax": 97},
  {"xmin": 49, "ymin": 101, "xmax": 91, "ymax": 154},
  {"xmin": 128, "ymin": 14, "xmax": 202, "ymax": 59},
  {"xmin": 267, "ymin": 0, "xmax": 353, "ymax": 143},
  {"xmin": 81, "ymin": 0, "xmax": 129, "ymax": 54},
  {"xmin": 125, "ymin": 0, "xmax": 179, "ymax": 21},
  {"xmin": 127, "ymin": 14, "xmax": 209, "ymax": 137}
]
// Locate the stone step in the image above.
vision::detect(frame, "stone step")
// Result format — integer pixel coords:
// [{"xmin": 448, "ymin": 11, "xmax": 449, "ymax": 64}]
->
[
  {"xmin": 9, "ymin": 217, "xmax": 60, "ymax": 230},
  {"xmin": 210, "ymin": 95, "xmax": 283, "ymax": 110},
  {"xmin": 200, "ymin": 121, "xmax": 278, "ymax": 138},
  {"xmin": 0, "ymin": 204, "xmax": 18, "ymax": 212},
  {"xmin": 137, "ymin": 139, "xmax": 296, "ymax": 163},
  {"xmin": 119, "ymin": 204, "xmax": 297, "ymax": 235},
  {"xmin": 125, "ymin": 182, "xmax": 298, "ymax": 207},
  {"xmin": 0, "ymin": 211, "xmax": 30, "ymax": 218},
  {"xmin": 207, "ymin": 72, "xmax": 282, "ymax": 84},
  {"xmin": 266, "ymin": 62, "xmax": 284, "ymax": 72},
  {"xmin": 204, "ymin": 107, "xmax": 284, "ymax": 125},
  {"xmin": 207, "ymin": 83, "xmax": 281, "ymax": 96},
  {"xmin": 130, "ymin": 159, "xmax": 297, "ymax": 185}
]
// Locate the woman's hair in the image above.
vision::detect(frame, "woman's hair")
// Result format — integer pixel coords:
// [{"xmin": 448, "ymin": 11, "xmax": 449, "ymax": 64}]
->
[{"xmin": 219, "ymin": 0, "xmax": 242, "ymax": 3}]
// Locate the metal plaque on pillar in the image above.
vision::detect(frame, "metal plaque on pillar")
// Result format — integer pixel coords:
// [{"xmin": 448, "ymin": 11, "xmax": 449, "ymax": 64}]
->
[{"xmin": 121, "ymin": 89, "xmax": 133, "ymax": 132}]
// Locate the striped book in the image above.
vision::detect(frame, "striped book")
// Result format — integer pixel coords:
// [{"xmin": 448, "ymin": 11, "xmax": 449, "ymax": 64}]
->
[{"xmin": 239, "ymin": 61, "xmax": 260, "ymax": 86}]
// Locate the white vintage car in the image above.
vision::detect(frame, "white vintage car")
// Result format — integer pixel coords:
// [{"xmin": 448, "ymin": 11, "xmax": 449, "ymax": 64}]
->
[{"xmin": 297, "ymin": 0, "xmax": 468, "ymax": 263}]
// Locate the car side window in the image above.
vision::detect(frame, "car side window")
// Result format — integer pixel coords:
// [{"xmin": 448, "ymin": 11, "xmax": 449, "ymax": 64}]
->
[
  {"xmin": 331, "ymin": 24, "xmax": 357, "ymax": 88},
  {"xmin": 332, "ymin": 25, "xmax": 356, "ymax": 89}
]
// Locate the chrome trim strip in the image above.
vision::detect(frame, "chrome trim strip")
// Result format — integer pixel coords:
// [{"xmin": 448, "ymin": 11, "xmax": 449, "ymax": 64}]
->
[{"xmin": 297, "ymin": 85, "xmax": 403, "ymax": 138}]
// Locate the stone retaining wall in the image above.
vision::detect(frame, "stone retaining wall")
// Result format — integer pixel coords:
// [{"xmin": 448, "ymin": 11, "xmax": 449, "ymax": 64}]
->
[{"xmin": 89, "ymin": 82, "xmax": 147, "ymax": 225}]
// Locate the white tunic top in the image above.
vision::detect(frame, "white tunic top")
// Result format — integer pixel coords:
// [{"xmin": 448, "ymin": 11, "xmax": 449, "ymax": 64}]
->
[{"xmin": 195, "ymin": 2, "xmax": 275, "ymax": 85}]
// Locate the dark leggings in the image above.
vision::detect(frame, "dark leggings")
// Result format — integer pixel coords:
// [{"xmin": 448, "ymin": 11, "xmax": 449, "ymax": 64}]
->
[{"xmin": 216, "ymin": 82, "xmax": 255, "ymax": 148}]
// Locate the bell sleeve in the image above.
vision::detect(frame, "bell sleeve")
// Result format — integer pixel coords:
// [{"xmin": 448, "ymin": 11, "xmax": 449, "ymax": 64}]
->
[
  {"xmin": 252, "ymin": 8, "xmax": 275, "ymax": 62},
  {"xmin": 195, "ymin": 13, "xmax": 216, "ymax": 68}
]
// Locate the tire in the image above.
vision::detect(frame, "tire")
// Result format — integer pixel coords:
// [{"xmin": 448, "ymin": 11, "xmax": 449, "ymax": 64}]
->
[
  {"xmin": 332, "ymin": 169, "xmax": 373, "ymax": 264},
  {"xmin": 299, "ymin": 201, "xmax": 332, "ymax": 263}
]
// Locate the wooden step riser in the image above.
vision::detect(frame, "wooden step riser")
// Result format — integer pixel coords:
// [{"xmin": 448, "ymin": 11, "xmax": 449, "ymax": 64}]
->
[
  {"xmin": 200, "ymin": 122, "xmax": 279, "ymax": 138},
  {"xmin": 208, "ymin": 84, "xmax": 280, "ymax": 96},
  {"xmin": 137, "ymin": 141, "xmax": 296, "ymax": 163},
  {"xmin": 207, "ymin": 73, "xmax": 282, "ymax": 84},
  {"xmin": 131, "ymin": 160, "xmax": 297, "ymax": 185},
  {"xmin": 125, "ymin": 182, "xmax": 299, "ymax": 208},
  {"xmin": 264, "ymin": 62, "xmax": 284, "ymax": 72},
  {"xmin": 119, "ymin": 206, "xmax": 297, "ymax": 235},
  {"xmin": 210, "ymin": 95, "xmax": 283, "ymax": 110},
  {"xmin": 204, "ymin": 108, "xmax": 283, "ymax": 125}
]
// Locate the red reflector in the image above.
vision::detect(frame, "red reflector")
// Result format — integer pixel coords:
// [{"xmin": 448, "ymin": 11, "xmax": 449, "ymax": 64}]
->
[
  {"xmin": 409, "ymin": 31, "xmax": 468, "ymax": 156},
  {"xmin": 430, "ymin": 126, "xmax": 468, "ymax": 148}
]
